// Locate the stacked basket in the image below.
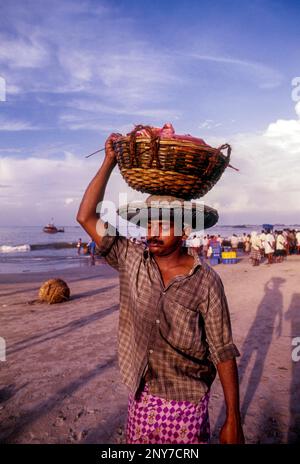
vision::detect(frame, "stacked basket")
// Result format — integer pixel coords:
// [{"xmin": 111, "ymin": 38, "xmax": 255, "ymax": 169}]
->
[{"xmin": 113, "ymin": 124, "xmax": 232, "ymax": 201}]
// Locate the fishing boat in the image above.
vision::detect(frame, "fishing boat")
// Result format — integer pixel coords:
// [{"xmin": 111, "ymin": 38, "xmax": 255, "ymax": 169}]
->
[
  {"xmin": 43, "ymin": 219, "xmax": 64, "ymax": 234},
  {"xmin": 43, "ymin": 223, "xmax": 58, "ymax": 233}
]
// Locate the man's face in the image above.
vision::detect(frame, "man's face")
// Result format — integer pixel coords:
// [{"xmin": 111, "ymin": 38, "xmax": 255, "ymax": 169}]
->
[{"xmin": 146, "ymin": 219, "xmax": 183, "ymax": 256}]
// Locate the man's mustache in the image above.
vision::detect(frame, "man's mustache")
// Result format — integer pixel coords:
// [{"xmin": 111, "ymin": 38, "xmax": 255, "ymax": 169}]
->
[{"xmin": 147, "ymin": 238, "xmax": 164, "ymax": 245}]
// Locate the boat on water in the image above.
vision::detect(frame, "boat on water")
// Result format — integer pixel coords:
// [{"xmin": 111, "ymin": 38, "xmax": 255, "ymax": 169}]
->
[{"xmin": 43, "ymin": 221, "xmax": 64, "ymax": 234}]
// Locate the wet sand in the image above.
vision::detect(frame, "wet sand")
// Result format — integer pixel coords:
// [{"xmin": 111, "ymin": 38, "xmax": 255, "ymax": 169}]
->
[{"xmin": 0, "ymin": 254, "xmax": 300, "ymax": 444}]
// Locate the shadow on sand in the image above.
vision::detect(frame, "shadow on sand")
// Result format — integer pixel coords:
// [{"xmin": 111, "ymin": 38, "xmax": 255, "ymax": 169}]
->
[
  {"xmin": 212, "ymin": 277, "xmax": 285, "ymax": 441},
  {"xmin": 286, "ymin": 293, "xmax": 300, "ymax": 443}
]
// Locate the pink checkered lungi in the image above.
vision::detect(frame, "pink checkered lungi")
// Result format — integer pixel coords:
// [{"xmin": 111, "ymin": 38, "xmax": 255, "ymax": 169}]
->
[{"xmin": 126, "ymin": 383, "xmax": 210, "ymax": 444}]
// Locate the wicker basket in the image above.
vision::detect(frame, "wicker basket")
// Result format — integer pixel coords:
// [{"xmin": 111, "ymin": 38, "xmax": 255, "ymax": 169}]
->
[{"xmin": 114, "ymin": 125, "xmax": 231, "ymax": 200}]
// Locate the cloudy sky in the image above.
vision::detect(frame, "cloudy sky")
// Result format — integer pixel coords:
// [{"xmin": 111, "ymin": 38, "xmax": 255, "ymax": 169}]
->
[{"xmin": 0, "ymin": 0, "xmax": 300, "ymax": 226}]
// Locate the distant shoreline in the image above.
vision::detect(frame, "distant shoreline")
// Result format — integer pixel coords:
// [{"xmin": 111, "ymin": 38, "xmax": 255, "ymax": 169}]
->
[{"xmin": 0, "ymin": 224, "xmax": 300, "ymax": 228}]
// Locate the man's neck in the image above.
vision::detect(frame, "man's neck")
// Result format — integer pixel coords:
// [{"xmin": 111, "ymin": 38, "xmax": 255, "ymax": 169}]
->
[{"xmin": 153, "ymin": 245, "xmax": 189, "ymax": 269}]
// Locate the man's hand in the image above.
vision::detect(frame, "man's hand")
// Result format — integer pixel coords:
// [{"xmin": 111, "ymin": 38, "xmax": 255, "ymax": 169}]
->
[
  {"xmin": 216, "ymin": 358, "xmax": 245, "ymax": 444},
  {"xmin": 220, "ymin": 415, "xmax": 245, "ymax": 444},
  {"xmin": 105, "ymin": 133, "xmax": 120, "ymax": 165}
]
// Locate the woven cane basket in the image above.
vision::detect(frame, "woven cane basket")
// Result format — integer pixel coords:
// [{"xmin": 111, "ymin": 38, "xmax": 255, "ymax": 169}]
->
[{"xmin": 114, "ymin": 125, "xmax": 231, "ymax": 200}]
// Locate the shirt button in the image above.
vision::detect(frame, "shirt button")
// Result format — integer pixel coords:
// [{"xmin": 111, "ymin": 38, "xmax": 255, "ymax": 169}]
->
[
  {"xmin": 156, "ymin": 319, "xmax": 160, "ymax": 324},
  {"xmin": 149, "ymin": 349, "xmax": 153, "ymax": 354}
]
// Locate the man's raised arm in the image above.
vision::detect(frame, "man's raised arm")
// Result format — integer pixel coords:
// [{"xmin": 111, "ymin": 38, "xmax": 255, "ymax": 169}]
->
[{"xmin": 76, "ymin": 134, "xmax": 119, "ymax": 247}]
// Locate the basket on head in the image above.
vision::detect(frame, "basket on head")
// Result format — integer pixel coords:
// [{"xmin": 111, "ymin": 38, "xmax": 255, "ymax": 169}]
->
[
  {"xmin": 38, "ymin": 278, "xmax": 70, "ymax": 304},
  {"xmin": 114, "ymin": 125, "xmax": 231, "ymax": 200}
]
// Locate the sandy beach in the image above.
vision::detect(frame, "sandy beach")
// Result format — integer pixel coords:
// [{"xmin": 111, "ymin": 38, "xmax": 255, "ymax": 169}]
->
[{"xmin": 0, "ymin": 254, "xmax": 299, "ymax": 444}]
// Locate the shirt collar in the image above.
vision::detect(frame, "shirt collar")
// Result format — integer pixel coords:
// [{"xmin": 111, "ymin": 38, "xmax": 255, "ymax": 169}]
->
[
  {"xmin": 188, "ymin": 247, "xmax": 202, "ymax": 275},
  {"xmin": 143, "ymin": 246, "xmax": 202, "ymax": 274}
]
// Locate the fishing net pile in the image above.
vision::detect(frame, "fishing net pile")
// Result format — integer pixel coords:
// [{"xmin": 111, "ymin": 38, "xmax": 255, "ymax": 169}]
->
[{"xmin": 38, "ymin": 278, "xmax": 70, "ymax": 304}]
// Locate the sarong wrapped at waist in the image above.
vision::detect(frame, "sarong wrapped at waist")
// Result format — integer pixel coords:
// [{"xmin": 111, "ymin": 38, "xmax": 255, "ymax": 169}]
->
[
  {"xmin": 250, "ymin": 248, "xmax": 261, "ymax": 260},
  {"xmin": 126, "ymin": 383, "xmax": 210, "ymax": 444}
]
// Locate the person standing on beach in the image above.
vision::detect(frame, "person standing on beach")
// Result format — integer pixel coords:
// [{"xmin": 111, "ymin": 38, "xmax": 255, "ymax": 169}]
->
[
  {"xmin": 250, "ymin": 231, "xmax": 262, "ymax": 266},
  {"xmin": 76, "ymin": 238, "xmax": 82, "ymax": 255},
  {"xmin": 275, "ymin": 231, "xmax": 286, "ymax": 263},
  {"xmin": 242, "ymin": 233, "xmax": 247, "ymax": 253},
  {"xmin": 296, "ymin": 230, "xmax": 300, "ymax": 254},
  {"xmin": 88, "ymin": 239, "xmax": 96, "ymax": 265},
  {"xmin": 289, "ymin": 230, "xmax": 296, "ymax": 255},
  {"xmin": 244, "ymin": 234, "xmax": 251, "ymax": 254},
  {"xmin": 76, "ymin": 134, "xmax": 244, "ymax": 445},
  {"xmin": 230, "ymin": 234, "xmax": 239, "ymax": 253},
  {"xmin": 202, "ymin": 235, "xmax": 209, "ymax": 258},
  {"xmin": 217, "ymin": 234, "xmax": 223, "ymax": 248},
  {"xmin": 264, "ymin": 230, "xmax": 275, "ymax": 265},
  {"xmin": 259, "ymin": 230, "xmax": 266, "ymax": 259},
  {"xmin": 283, "ymin": 229, "xmax": 290, "ymax": 255}
]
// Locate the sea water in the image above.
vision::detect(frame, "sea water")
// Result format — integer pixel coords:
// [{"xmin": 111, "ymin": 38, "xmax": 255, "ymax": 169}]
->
[
  {"xmin": 0, "ymin": 226, "xmax": 91, "ymax": 274},
  {"xmin": 0, "ymin": 224, "xmax": 299, "ymax": 274}
]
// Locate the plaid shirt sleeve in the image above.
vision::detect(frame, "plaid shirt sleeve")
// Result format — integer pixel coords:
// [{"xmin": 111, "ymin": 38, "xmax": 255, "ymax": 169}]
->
[
  {"xmin": 96, "ymin": 222, "xmax": 129, "ymax": 271},
  {"xmin": 200, "ymin": 269, "xmax": 240, "ymax": 366}
]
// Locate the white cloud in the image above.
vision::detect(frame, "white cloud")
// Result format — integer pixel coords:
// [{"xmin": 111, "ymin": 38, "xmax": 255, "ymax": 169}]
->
[
  {"xmin": 263, "ymin": 103, "xmax": 300, "ymax": 155},
  {"xmin": 65, "ymin": 98, "xmax": 181, "ymax": 120},
  {"xmin": 5, "ymin": 83, "xmax": 23, "ymax": 95},
  {"xmin": 1, "ymin": 100, "xmax": 300, "ymax": 227},
  {"xmin": 58, "ymin": 114, "xmax": 132, "ymax": 133},
  {"xmin": 55, "ymin": 44, "xmax": 180, "ymax": 107},
  {"xmin": 58, "ymin": 100, "xmax": 181, "ymax": 131},
  {"xmin": 199, "ymin": 119, "xmax": 222, "ymax": 130},
  {"xmin": 0, "ymin": 2, "xmax": 181, "ymax": 107},
  {"xmin": 1, "ymin": 100, "xmax": 299, "ymax": 225},
  {"xmin": 58, "ymin": 50, "xmax": 94, "ymax": 83},
  {"xmin": 203, "ymin": 102, "xmax": 300, "ymax": 222},
  {"xmin": 0, "ymin": 0, "xmax": 284, "ymax": 136},
  {"xmin": 0, "ymin": 117, "xmax": 40, "ymax": 131},
  {"xmin": 0, "ymin": 152, "xmax": 142, "ymax": 225},
  {"xmin": 0, "ymin": 36, "xmax": 48, "ymax": 68},
  {"xmin": 188, "ymin": 53, "xmax": 283, "ymax": 89},
  {"xmin": 0, "ymin": 0, "xmax": 297, "ymax": 225},
  {"xmin": 0, "ymin": 148, "xmax": 22, "ymax": 153}
]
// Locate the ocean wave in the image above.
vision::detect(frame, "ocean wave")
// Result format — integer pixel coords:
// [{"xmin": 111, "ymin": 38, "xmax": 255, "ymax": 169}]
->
[
  {"xmin": 0, "ymin": 244, "xmax": 31, "ymax": 253},
  {"xmin": 31, "ymin": 242, "xmax": 77, "ymax": 250},
  {"xmin": 0, "ymin": 242, "xmax": 78, "ymax": 253}
]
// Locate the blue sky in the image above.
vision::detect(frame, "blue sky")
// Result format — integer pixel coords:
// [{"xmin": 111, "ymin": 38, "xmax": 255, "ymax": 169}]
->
[{"xmin": 0, "ymin": 0, "xmax": 300, "ymax": 226}]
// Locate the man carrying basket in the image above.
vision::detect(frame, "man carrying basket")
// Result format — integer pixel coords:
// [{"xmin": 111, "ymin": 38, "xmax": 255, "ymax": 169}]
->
[{"xmin": 77, "ymin": 132, "xmax": 244, "ymax": 445}]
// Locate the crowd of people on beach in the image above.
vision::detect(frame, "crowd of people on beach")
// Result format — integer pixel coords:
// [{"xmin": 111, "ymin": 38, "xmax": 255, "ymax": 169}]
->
[
  {"xmin": 247, "ymin": 229, "xmax": 300, "ymax": 266},
  {"xmin": 76, "ymin": 229, "xmax": 300, "ymax": 268},
  {"xmin": 127, "ymin": 228, "xmax": 300, "ymax": 267},
  {"xmin": 187, "ymin": 229, "xmax": 300, "ymax": 266}
]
